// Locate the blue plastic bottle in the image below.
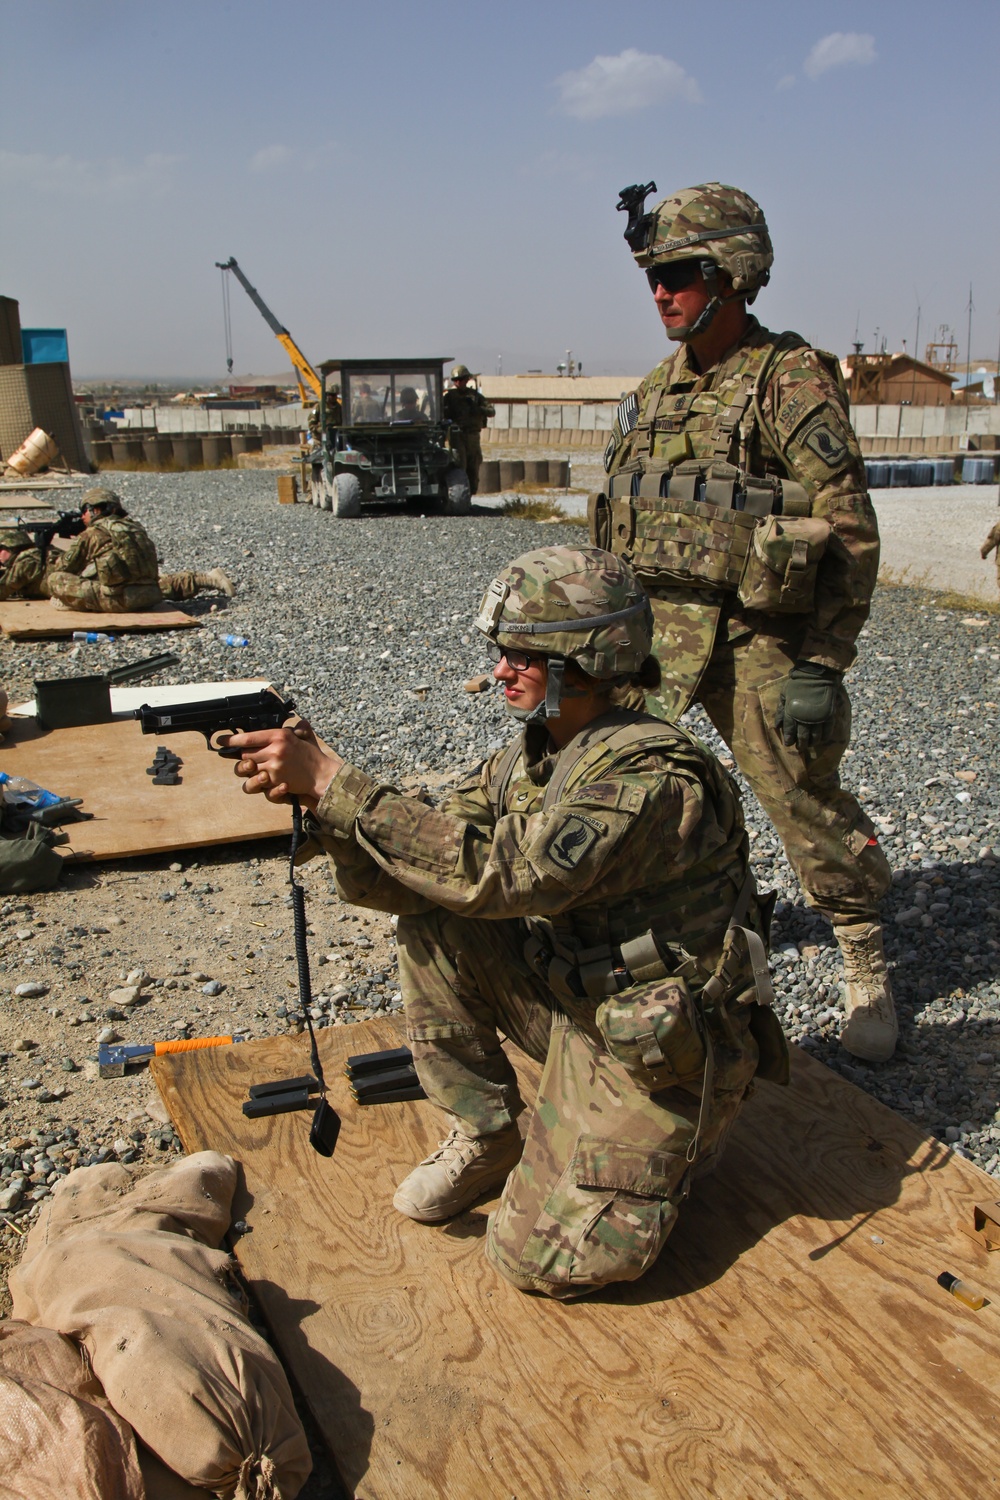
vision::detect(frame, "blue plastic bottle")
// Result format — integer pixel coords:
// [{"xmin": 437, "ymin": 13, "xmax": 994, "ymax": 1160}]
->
[
  {"xmin": 71, "ymin": 631, "xmax": 115, "ymax": 644},
  {"xmin": 0, "ymin": 773, "xmax": 63, "ymax": 810},
  {"xmin": 222, "ymin": 635, "xmax": 250, "ymax": 647}
]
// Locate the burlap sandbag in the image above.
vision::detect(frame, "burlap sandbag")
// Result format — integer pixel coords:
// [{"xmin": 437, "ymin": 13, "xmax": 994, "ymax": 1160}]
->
[
  {"xmin": 10, "ymin": 1152, "xmax": 311, "ymax": 1500},
  {"xmin": 0, "ymin": 1319, "xmax": 145, "ymax": 1500}
]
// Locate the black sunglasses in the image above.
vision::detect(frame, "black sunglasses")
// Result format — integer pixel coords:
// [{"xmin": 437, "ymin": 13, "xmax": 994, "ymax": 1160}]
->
[
  {"xmin": 645, "ymin": 260, "xmax": 702, "ymax": 294},
  {"xmin": 485, "ymin": 641, "xmax": 537, "ymax": 671}
]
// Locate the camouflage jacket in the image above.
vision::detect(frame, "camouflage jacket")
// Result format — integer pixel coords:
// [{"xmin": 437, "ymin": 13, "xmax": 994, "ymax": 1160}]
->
[
  {"xmin": 442, "ymin": 387, "xmax": 495, "ymax": 433},
  {"xmin": 0, "ymin": 547, "xmax": 49, "ymax": 602},
  {"xmin": 56, "ymin": 516, "xmax": 159, "ymax": 590},
  {"xmin": 605, "ymin": 317, "xmax": 880, "ymax": 672},
  {"xmin": 981, "ymin": 521, "xmax": 1000, "ymax": 558},
  {"xmin": 309, "ymin": 713, "xmax": 749, "ymax": 975}
]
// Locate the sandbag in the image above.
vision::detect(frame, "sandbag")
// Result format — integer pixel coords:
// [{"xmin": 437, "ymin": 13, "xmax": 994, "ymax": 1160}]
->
[
  {"xmin": 10, "ymin": 1151, "xmax": 311, "ymax": 1500},
  {"xmin": 0, "ymin": 1319, "xmax": 144, "ymax": 1500}
]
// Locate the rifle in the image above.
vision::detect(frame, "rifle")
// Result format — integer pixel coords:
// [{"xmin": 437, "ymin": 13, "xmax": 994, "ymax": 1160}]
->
[
  {"xmin": 132, "ymin": 687, "xmax": 297, "ymax": 757},
  {"xmin": 17, "ymin": 509, "xmax": 85, "ymax": 564}
]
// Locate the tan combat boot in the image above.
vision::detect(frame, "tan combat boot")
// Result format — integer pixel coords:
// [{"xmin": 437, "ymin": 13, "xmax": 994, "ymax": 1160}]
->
[
  {"xmin": 835, "ymin": 921, "xmax": 898, "ymax": 1062},
  {"xmin": 393, "ymin": 1124, "xmax": 523, "ymax": 1223},
  {"xmin": 197, "ymin": 568, "xmax": 235, "ymax": 596}
]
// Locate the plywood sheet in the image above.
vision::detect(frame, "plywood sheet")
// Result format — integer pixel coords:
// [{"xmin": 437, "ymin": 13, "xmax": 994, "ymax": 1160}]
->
[
  {"xmin": 0, "ymin": 495, "xmax": 58, "ymax": 511},
  {"xmin": 152, "ymin": 1021, "xmax": 1000, "ymax": 1500},
  {"xmin": 0, "ymin": 599, "xmax": 200, "ymax": 639},
  {"xmin": 1, "ymin": 715, "xmax": 290, "ymax": 860}
]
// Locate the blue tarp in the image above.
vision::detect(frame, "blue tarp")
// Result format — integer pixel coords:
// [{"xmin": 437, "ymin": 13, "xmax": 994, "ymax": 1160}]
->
[{"xmin": 21, "ymin": 328, "xmax": 69, "ymax": 365}]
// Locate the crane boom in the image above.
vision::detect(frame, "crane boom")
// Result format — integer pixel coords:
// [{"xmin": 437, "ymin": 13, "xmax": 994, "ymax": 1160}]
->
[{"xmin": 215, "ymin": 257, "xmax": 322, "ymax": 402}]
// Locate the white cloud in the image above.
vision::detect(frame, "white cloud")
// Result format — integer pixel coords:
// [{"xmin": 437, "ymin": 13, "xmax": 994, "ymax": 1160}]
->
[
  {"xmin": 554, "ymin": 49, "xmax": 702, "ymax": 121},
  {"xmin": 776, "ymin": 73, "xmax": 796, "ymax": 92},
  {"xmin": 249, "ymin": 144, "xmax": 292, "ymax": 173},
  {"xmin": 0, "ymin": 149, "xmax": 181, "ymax": 198},
  {"xmin": 804, "ymin": 32, "xmax": 876, "ymax": 79}
]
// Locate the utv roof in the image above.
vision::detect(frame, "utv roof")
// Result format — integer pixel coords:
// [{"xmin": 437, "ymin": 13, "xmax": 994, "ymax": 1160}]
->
[{"xmin": 318, "ymin": 357, "xmax": 454, "ymax": 375}]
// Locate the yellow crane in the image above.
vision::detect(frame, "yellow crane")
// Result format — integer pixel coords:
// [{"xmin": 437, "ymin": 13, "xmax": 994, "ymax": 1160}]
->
[{"xmin": 215, "ymin": 256, "xmax": 322, "ymax": 403}]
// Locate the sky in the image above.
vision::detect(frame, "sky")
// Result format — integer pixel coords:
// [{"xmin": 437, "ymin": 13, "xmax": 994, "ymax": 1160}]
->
[{"xmin": 2, "ymin": 0, "xmax": 998, "ymax": 382}]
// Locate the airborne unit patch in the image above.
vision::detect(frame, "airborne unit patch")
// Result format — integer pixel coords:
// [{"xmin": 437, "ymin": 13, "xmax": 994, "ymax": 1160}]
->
[
  {"xmin": 547, "ymin": 815, "xmax": 601, "ymax": 872},
  {"xmin": 802, "ymin": 421, "xmax": 848, "ymax": 468}
]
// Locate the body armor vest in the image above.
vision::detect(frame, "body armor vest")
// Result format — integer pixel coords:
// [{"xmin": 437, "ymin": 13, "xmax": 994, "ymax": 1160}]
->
[{"xmin": 91, "ymin": 517, "xmax": 159, "ymax": 591}]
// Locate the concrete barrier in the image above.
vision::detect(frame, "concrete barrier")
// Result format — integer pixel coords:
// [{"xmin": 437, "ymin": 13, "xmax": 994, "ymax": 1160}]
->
[
  {"xmin": 230, "ymin": 433, "xmax": 263, "ymax": 456},
  {"xmin": 479, "ymin": 460, "xmax": 500, "ymax": 493},
  {"xmin": 201, "ymin": 435, "xmax": 232, "ymax": 467},
  {"xmin": 111, "ymin": 438, "xmax": 144, "ymax": 464},
  {"xmin": 499, "ymin": 459, "xmax": 525, "ymax": 488},
  {"xmin": 524, "ymin": 460, "xmax": 549, "ymax": 484},
  {"xmin": 142, "ymin": 437, "xmax": 174, "ymax": 467},
  {"xmin": 549, "ymin": 460, "xmax": 570, "ymax": 487},
  {"xmin": 171, "ymin": 437, "xmax": 203, "ymax": 468}
]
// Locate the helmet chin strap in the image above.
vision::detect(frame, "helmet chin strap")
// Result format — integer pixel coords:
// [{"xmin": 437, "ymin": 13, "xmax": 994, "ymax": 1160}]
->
[{"xmin": 503, "ymin": 656, "xmax": 584, "ymax": 724}]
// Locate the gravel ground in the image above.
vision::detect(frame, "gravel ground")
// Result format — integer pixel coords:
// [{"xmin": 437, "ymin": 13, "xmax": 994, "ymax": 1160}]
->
[{"xmin": 1, "ymin": 468, "xmax": 998, "ymax": 1286}]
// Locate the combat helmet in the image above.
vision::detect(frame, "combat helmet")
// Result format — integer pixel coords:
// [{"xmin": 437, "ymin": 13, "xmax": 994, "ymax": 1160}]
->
[
  {"xmin": 619, "ymin": 180, "xmax": 772, "ymax": 339},
  {"xmin": 81, "ymin": 486, "xmax": 125, "ymax": 517},
  {"xmin": 451, "ymin": 364, "xmax": 472, "ymax": 381},
  {"xmin": 0, "ymin": 527, "xmax": 32, "ymax": 551},
  {"xmin": 474, "ymin": 545, "xmax": 652, "ymax": 720}
]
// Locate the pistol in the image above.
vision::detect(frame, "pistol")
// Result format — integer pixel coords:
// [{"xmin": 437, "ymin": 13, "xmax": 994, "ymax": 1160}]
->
[{"xmin": 133, "ymin": 688, "xmax": 296, "ymax": 757}]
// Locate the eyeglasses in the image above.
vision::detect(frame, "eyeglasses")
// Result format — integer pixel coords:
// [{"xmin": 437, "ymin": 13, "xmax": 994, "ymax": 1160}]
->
[
  {"xmin": 485, "ymin": 641, "xmax": 537, "ymax": 671},
  {"xmin": 645, "ymin": 260, "xmax": 701, "ymax": 294}
]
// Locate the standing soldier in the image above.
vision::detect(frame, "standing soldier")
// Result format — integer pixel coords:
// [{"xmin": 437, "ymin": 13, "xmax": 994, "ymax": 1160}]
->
[
  {"xmin": 308, "ymin": 385, "xmax": 342, "ymax": 442},
  {"xmin": 595, "ymin": 181, "xmax": 894, "ymax": 1062},
  {"xmin": 443, "ymin": 365, "xmax": 494, "ymax": 494},
  {"xmin": 980, "ymin": 517, "xmax": 1000, "ymax": 591},
  {"xmin": 0, "ymin": 528, "xmax": 51, "ymax": 601}
]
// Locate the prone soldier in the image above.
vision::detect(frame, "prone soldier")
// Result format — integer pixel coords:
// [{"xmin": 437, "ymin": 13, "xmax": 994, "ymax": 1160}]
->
[
  {"xmin": 442, "ymin": 365, "xmax": 494, "ymax": 494},
  {"xmin": 596, "ymin": 181, "xmax": 894, "ymax": 1061},
  {"xmin": 227, "ymin": 546, "xmax": 787, "ymax": 1300},
  {"xmin": 47, "ymin": 488, "xmax": 235, "ymax": 613}
]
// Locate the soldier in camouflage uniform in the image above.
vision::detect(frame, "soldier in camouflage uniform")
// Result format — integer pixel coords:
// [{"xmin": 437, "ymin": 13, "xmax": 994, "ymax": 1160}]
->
[
  {"xmin": 308, "ymin": 386, "xmax": 342, "ymax": 441},
  {"xmin": 227, "ymin": 546, "xmax": 787, "ymax": 1299},
  {"xmin": 0, "ymin": 528, "xmax": 51, "ymax": 602},
  {"xmin": 442, "ymin": 365, "xmax": 495, "ymax": 494},
  {"xmin": 47, "ymin": 489, "xmax": 234, "ymax": 612},
  {"xmin": 980, "ymin": 519, "xmax": 1000, "ymax": 591},
  {"xmin": 595, "ymin": 181, "xmax": 895, "ymax": 1062}
]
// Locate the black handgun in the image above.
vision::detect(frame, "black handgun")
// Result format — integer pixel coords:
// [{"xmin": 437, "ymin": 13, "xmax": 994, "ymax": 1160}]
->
[
  {"xmin": 133, "ymin": 688, "xmax": 296, "ymax": 757},
  {"xmin": 616, "ymin": 181, "xmax": 658, "ymax": 251},
  {"xmin": 18, "ymin": 509, "xmax": 85, "ymax": 563}
]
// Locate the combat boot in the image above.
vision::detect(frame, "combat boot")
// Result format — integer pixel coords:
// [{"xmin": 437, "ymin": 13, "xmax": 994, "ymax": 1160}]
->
[
  {"xmin": 835, "ymin": 920, "xmax": 898, "ymax": 1062},
  {"xmin": 393, "ymin": 1123, "xmax": 522, "ymax": 1223},
  {"xmin": 197, "ymin": 568, "xmax": 235, "ymax": 596}
]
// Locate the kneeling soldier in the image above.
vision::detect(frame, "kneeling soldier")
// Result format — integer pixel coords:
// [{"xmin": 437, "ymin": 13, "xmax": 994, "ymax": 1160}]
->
[{"xmin": 227, "ymin": 546, "xmax": 787, "ymax": 1299}]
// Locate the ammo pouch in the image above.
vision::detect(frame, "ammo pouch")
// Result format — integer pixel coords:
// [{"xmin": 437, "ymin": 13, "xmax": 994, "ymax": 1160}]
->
[
  {"xmin": 588, "ymin": 491, "xmax": 611, "ymax": 551},
  {"xmin": 736, "ymin": 514, "xmax": 831, "ymax": 615},
  {"xmin": 612, "ymin": 489, "xmax": 757, "ymax": 593},
  {"xmin": 595, "ymin": 974, "xmax": 706, "ymax": 1093},
  {"xmin": 97, "ymin": 550, "xmax": 130, "ymax": 588}
]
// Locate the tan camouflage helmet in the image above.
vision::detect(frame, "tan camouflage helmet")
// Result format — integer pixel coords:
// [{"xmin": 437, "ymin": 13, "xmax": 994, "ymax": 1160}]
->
[
  {"xmin": 475, "ymin": 546, "xmax": 652, "ymax": 718},
  {"xmin": 634, "ymin": 182, "xmax": 773, "ymax": 299},
  {"xmin": 0, "ymin": 527, "xmax": 32, "ymax": 550},
  {"xmin": 451, "ymin": 364, "xmax": 472, "ymax": 380},
  {"xmin": 81, "ymin": 486, "xmax": 126, "ymax": 517}
]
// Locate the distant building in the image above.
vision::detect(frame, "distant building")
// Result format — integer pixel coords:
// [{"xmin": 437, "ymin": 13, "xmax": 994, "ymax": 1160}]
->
[
  {"xmin": 844, "ymin": 352, "xmax": 954, "ymax": 406},
  {"xmin": 478, "ymin": 374, "xmax": 642, "ymax": 443}
]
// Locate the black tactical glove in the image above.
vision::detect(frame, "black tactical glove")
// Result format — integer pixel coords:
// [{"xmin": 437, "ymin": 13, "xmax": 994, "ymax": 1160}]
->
[{"xmin": 774, "ymin": 662, "xmax": 842, "ymax": 750}]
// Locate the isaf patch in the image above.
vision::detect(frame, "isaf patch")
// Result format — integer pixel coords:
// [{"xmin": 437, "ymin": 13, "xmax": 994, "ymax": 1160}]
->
[
  {"xmin": 547, "ymin": 815, "xmax": 601, "ymax": 872},
  {"xmin": 802, "ymin": 421, "xmax": 848, "ymax": 468}
]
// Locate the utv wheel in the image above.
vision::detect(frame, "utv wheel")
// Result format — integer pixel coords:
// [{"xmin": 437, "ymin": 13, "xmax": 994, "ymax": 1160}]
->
[
  {"xmin": 442, "ymin": 466, "xmax": 471, "ymax": 515},
  {"xmin": 331, "ymin": 472, "xmax": 363, "ymax": 518}
]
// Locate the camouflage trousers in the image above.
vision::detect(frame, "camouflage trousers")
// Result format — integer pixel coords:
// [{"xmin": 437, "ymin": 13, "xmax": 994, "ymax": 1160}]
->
[
  {"xmin": 396, "ymin": 908, "xmax": 758, "ymax": 1300},
  {"xmin": 46, "ymin": 572, "xmax": 163, "ymax": 613},
  {"xmin": 680, "ymin": 626, "xmax": 892, "ymax": 926},
  {"xmin": 454, "ymin": 432, "xmax": 483, "ymax": 494}
]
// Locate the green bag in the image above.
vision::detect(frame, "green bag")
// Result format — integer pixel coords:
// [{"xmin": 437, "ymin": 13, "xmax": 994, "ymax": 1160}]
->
[
  {"xmin": 0, "ymin": 830, "xmax": 64, "ymax": 893},
  {"xmin": 596, "ymin": 976, "xmax": 706, "ymax": 1093}
]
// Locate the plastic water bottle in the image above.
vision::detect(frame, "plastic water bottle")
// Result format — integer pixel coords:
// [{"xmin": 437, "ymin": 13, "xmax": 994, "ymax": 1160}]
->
[
  {"xmin": 221, "ymin": 634, "xmax": 249, "ymax": 647},
  {"xmin": 0, "ymin": 773, "xmax": 63, "ymax": 811},
  {"xmin": 71, "ymin": 631, "xmax": 115, "ymax": 644}
]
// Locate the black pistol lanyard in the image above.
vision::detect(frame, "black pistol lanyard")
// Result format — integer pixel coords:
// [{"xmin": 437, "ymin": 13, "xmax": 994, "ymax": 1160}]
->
[{"xmin": 289, "ymin": 796, "xmax": 339, "ymax": 1155}]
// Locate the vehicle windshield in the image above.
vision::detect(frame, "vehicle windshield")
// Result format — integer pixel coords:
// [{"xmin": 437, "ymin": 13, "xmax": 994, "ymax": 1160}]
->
[{"xmin": 343, "ymin": 370, "xmax": 440, "ymax": 424}]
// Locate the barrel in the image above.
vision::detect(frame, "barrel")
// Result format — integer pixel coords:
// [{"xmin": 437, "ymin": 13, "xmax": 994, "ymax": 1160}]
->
[
  {"xmin": 865, "ymin": 461, "xmax": 890, "ymax": 488},
  {"xmin": 549, "ymin": 460, "xmax": 570, "ymax": 487},
  {"xmin": 230, "ymin": 432, "xmax": 263, "ymax": 456},
  {"xmin": 142, "ymin": 436, "xmax": 174, "ymax": 468},
  {"xmin": 962, "ymin": 456, "xmax": 993, "ymax": 484},
  {"xmin": 888, "ymin": 461, "xmax": 912, "ymax": 487},
  {"xmin": 499, "ymin": 459, "xmax": 525, "ymax": 489},
  {"xmin": 478, "ymin": 460, "xmax": 500, "ymax": 493},
  {"xmin": 932, "ymin": 458, "xmax": 954, "ymax": 485},
  {"xmin": 911, "ymin": 460, "xmax": 934, "ymax": 487},
  {"xmin": 171, "ymin": 437, "xmax": 203, "ymax": 468},
  {"xmin": 524, "ymin": 459, "xmax": 549, "ymax": 485},
  {"xmin": 4, "ymin": 427, "xmax": 59, "ymax": 476},
  {"xmin": 111, "ymin": 438, "xmax": 144, "ymax": 465},
  {"xmin": 201, "ymin": 435, "xmax": 232, "ymax": 467}
]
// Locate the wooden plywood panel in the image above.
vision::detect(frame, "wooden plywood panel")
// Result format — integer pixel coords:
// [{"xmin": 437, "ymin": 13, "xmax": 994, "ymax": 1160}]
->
[
  {"xmin": 151, "ymin": 1022, "xmax": 1000, "ymax": 1500},
  {"xmin": 1, "ymin": 716, "xmax": 290, "ymax": 860},
  {"xmin": 0, "ymin": 599, "xmax": 200, "ymax": 639}
]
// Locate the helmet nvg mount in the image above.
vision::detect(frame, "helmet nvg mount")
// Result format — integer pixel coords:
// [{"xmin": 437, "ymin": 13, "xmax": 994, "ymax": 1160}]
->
[
  {"xmin": 474, "ymin": 545, "xmax": 652, "ymax": 721},
  {"xmin": 617, "ymin": 180, "xmax": 773, "ymax": 340}
]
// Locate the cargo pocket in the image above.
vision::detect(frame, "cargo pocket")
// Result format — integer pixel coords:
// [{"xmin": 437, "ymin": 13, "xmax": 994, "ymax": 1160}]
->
[
  {"xmin": 737, "ymin": 515, "xmax": 831, "ymax": 614},
  {"xmin": 753, "ymin": 673, "xmax": 851, "ymax": 791},
  {"xmin": 492, "ymin": 1136, "xmax": 687, "ymax": 1292}
]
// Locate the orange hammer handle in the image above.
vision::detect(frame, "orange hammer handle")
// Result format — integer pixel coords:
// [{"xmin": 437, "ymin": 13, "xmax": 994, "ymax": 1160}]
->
[{"xmin": 153, "ymin": 1036, "xmax": 233, "ymax": 1056}]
